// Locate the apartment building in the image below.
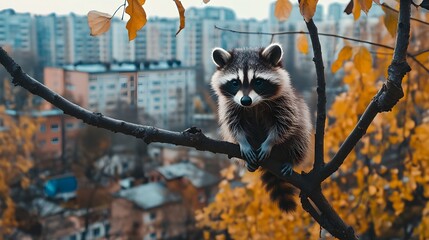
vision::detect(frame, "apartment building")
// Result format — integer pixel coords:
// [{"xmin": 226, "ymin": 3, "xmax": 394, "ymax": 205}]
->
[
  {"xmin": 35, "ymin": 14, "xmax": 68, "ymax": 66},
  {"xmin": 0, "ymin": 9, "xmax": 36, "ymax": 53},
  {"xmin": 44, "ymin": 61, "xmax": 196, "ymax": 130},
  {"xmin": 136, "ymin": 61, "xmax": 196, "ymax": 130},
  {"xmin": 3, "ymin": 109, "xmax": 80, "ymax": 173}
]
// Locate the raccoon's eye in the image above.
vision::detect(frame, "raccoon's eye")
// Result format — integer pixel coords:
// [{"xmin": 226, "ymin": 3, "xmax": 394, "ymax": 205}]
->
[
  {"xmin": 231, "ymin": 80, "xmax": 240, "ymax": 87},
  {"xmin": 254, "ymin": 78, "xmax": 264, "ymax": 86}
]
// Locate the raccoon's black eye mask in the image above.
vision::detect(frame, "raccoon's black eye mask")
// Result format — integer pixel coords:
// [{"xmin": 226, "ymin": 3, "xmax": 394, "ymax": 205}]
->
[{"xmin": 220, "ymin": 79, "xmax": 241, "ymax": 96}]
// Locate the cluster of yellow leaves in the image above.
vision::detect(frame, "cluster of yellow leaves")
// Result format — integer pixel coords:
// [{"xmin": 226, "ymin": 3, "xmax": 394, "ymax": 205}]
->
[
  {"xmin": 323, "ymin": 11, "xmax": 429, "ymax": 237},
  {"xmin": 88, "ymin": 0, "xmax": 188, "ymax": 40},
  {"xmin": 198, "ymin": 6, "xmax": 429, "ymax": 239},
  {"xmin": 196, "ymin": 170, "xmax": 322, "ymax": 240},
  {"xmin": 0, "ymin": 109, "xmax": 37, "ymax": 234},
  {"xmin": 274, "ymin": 0, "xmax": 319, "ymax": 22}
]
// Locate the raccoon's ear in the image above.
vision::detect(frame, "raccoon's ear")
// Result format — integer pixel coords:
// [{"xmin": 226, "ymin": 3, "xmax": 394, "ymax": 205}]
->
[
  {"xmin": 261, "ymin": 43, "xmax": 283, "ymax": 66},
  {"xmin": 212, "ymin": 48, "xmax": 231, "ymax": 68}
]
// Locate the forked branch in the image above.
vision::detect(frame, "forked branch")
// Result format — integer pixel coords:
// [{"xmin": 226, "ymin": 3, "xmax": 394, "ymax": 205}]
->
[{"xmin": 0, "ymin": 0, "xmax": 412, "ymax": 238}]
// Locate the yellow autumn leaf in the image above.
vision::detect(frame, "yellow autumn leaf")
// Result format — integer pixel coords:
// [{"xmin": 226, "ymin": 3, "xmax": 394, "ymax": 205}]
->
[
  {"xmin": 299, "ymin": 0, "xmax": 319, "ymax": 22},
  {"xmin": 359, "ymin": 0, "xmax": 373, "ymax": 13},
  {"xmin": 174, "ymin": 0, "xmax": 185, "ymax": 35},
  {"xmin": 297, "ymin": 34, "xmax": 309, "ymax": 55},
  {"xmin": 353, "ymin": 46, "xmax": 372, "ymax": 73},
  {"xmin": 353, "ymin": 0, "xmax": 361, "ymax": 20},
  {"xmin": 382, "ymin": 4, "xmax": 398, "ymax": 37},
  {"xmin": 331, "ymin": 46, "xmax": 353, "ymax": 73},
  {"xmin": 369, "ymin": 185, "xmax": 377, "ymax": 196},
  {"xmin": 21, "ymin": 177, "xmax": 30, "ymax": 189},
  {"xmin": 274, "ymin": 0, "xmax": 293, "ymax": 22},
  {"xmin": 331, "ymin": 60, "xmax": 343, "ymax": 73},
  {"xmin": 87, "ymin": 10, "xmax": 112, "ymax": 36},
  {"xmin": 125, "ymin": 0, "xmax": 147, "ymax": 41},
  {"xmin": 416, "ymin": 51, "xmax": 429, "ymax": 64}
]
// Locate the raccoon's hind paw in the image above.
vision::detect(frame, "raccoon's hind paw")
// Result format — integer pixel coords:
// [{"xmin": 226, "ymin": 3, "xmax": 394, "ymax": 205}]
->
[{"xmin": 281, "ymin": 162, "xmax": 294, "ymax": 176}]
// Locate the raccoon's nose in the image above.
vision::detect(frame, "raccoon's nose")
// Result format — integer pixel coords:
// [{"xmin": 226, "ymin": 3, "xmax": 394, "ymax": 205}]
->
[{"xmin": 241, "ymin": 96, "xmax": 252, "ymax": 106}]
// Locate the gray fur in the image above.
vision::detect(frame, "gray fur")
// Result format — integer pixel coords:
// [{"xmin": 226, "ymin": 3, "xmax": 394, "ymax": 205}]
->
[{"xmin": 210, "ymin": 43, "xmax": 312, "ymax": 212}]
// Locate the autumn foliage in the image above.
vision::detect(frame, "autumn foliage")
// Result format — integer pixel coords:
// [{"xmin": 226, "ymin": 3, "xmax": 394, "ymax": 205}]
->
[
  {"xmin": 0, "ymin": 108, "xmax": 36, "ymax": 234},
  {"xmin": 194, "ymin": 2, "xmax": 429, "ymax": 240},
  {"xmin": 1, "ymin": 0, "xmax": 428, "ymax": 239}
]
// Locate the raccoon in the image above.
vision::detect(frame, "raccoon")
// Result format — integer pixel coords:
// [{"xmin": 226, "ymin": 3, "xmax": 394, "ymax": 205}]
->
[{"xmin": 210, "ymin": 43, "xmax": 312, "ymax": 212}]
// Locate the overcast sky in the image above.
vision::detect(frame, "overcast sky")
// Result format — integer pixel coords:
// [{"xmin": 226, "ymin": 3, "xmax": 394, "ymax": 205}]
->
[{"xmin": 0, "ymin": 0, "xmax": 350, "ymax": 20}]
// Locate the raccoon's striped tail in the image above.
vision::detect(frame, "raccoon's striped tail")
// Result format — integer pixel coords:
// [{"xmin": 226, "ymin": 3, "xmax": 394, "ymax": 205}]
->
[{"xmin": 260, "ymin": 169, "xmax": 297, "ymax": 212}]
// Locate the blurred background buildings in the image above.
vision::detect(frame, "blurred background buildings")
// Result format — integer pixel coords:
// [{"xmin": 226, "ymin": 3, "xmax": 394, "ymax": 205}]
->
[{"xmin": 0, "ymin": 2, "xmax": 387, "ymax": 239}]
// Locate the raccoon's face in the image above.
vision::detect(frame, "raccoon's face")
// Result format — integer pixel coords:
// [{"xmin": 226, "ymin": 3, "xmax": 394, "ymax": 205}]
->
[{"xmin": 210, "ymin": 43, "xmax": 291, "ymax": 107}]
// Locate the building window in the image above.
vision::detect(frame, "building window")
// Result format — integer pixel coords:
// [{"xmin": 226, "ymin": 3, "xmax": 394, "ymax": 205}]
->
[
  {"xmin": 40, "ymin": 124, "xmax": 46, "ymax": 132},
  {"xmin": 66, "ymin": 122, "xmax": 74, "ymax": 129},
  {"xmin": 150, "ymin": 212, "xmax": 156, "ymax": 220},
  {"xmin": 108, "ymin": 83, "xmax": 116, "ymax": 89},
  {"xmin": 92, "ymin": 227, "xmax": 101, "ymax": 237},
  {"xmin": 69, "ymin": 235, "xmax": 77, "ymax": 240},
  {"xmin": 51, "ymin": 137, "xmax": 59, "ymax": 144},
  {"xmin": 122, "ymin": 162, "xmax": 129, "ymax": 170},
  {"xmin": 51, "ymin": 124, "xmax": 59, "ymax": 132},
  {"xmin": 39, "ymin": 140, "xmax": 46, "ymax": 147},
  {"xmin": 121, "ymin": 83, "xmax": 127, "ymax": 89}
]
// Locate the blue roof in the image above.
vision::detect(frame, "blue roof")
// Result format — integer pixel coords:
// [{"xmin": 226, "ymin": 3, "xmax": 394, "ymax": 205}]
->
[{"xmin": 44, "ymin": 175, "xmax": 77, "ymax": 197}]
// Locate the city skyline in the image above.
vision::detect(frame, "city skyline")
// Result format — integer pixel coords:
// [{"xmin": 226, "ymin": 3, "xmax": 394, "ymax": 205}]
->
[{"xmin": 1, "ymin": 0, "xmax": 350, "ymax": 20}]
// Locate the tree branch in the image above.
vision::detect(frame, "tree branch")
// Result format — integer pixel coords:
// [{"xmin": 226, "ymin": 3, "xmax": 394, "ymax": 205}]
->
[
  {"xmin": 318, "ymin": 0, "xmax": 411, "ymax": 182},
  {"xmin": 305, "ymin": 19, "xmax": 326, "ymax": 171},
  {"xmin": 0, "ymin": 46, "xmax": 308, "ymax": 191}
]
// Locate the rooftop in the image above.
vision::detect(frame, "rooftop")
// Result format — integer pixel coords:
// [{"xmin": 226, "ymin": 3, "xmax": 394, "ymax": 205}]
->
[
  {"xmin": 156, "ymin": 162, "xmax": 219, "ymax": 188},
  {"xmin": 62, "ymin": 60, "xmax": 192, "ymax": 73},
  {"xmin": 117, "ymin": 182, "xmax": 181, "ymax": 210},
  {"xmin": 5, "ymin": 109, "xmax": 63, "ymax": 117}
]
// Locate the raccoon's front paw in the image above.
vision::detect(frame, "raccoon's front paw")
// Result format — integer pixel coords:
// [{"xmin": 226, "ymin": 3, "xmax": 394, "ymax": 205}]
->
[
  {"xmin": 257, "ymin": 141, "xmax": 273, "ymax": 162},
  {"xmin": 281, "ymin": 162, "xmax": 294, "ymax": 176},
  {"xmin": 239, "ymin": 143, "xmax": 257, "ymax": 166}
]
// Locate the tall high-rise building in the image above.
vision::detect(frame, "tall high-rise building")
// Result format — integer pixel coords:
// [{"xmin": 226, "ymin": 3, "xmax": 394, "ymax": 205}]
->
[
  {"xmin": 67, "ymin": 13, "xmax": 100, "ymax": 63},
  {"xmin": 0, "ymin": 9, "xmax": 36, "ymax": 53},
  {"xmin": 36, "ymin": 14, "xmax": 68, "ymax": 66},
  {"xmin": 177, "ymin": 7, "xmax": 270, "ymax": 82},
  {"xmin": 135, "ymin": 18, "xmax": 178, "ymax": 61}
]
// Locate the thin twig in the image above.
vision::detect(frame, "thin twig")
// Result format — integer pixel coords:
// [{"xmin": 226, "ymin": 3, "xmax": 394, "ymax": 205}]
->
[
  {"xmin": 214, "ymin": 26, "xmax": 429, "ymax": 74},
  {"xmin": 215, "ymin": 26, "xmax": 395, "ymax": 50}
]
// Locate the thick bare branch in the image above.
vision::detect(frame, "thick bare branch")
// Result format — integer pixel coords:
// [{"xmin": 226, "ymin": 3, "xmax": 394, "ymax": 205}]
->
[
  {"xmin": 0, "ymin": 46, "xmax": 307, "ymax": 191},
  {"xmin": 305, "ymin": 19, "xmax": 326, "ymax": 171}
]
